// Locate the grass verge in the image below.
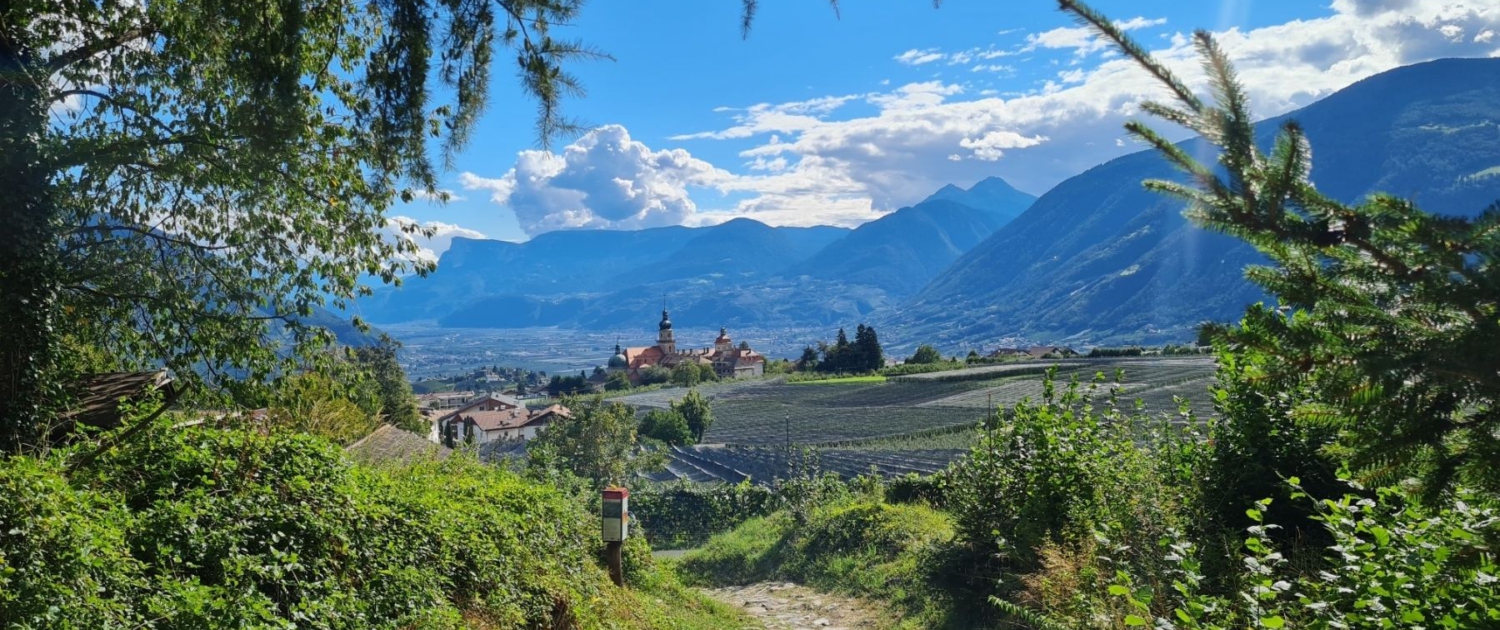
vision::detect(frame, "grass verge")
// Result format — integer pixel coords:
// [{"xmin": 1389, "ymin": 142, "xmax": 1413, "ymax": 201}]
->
[
  {"xmin": 674, "ymin": 499, "xmax": 984, "ymax": 629},
  {"xmin": 786, "ymin": 375, "xmax": 887, "ymax": 385}
]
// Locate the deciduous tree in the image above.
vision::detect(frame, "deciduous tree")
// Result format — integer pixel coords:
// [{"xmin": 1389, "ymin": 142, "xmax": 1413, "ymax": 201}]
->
[
  {"xmin": 350, "ymin": 341, "xmax": 422, "ymax": 433},
  {"xmin": 528, "ymin": 395, "xmax": 660, "ymax": 488},
  {"xmin": 909, "ymin": 344, "xmax": 942, "ymax": 365},
  {"xmin": 673, "ymin": 389, "xmax": 714, "ymax": 444},
  {"xmin": 0, "ymin": 0, "xmax": 605, "ymax": 452}
]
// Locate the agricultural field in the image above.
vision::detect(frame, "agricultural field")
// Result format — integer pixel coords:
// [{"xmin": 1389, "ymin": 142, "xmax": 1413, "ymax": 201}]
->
[
  {"xmin": 639, "ymin": 445, "xmax": 965, "ymax": 484},
  {"xmin": 617, "ymin": 356, "xmax": 1219, "ymax": 486}
]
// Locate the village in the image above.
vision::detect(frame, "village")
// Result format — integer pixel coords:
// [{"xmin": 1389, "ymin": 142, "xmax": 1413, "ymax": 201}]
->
[
  {"xmin": 417, "ymin": 308, "xmax": 770, "ymax": 448},
  {"xmin": 410, "ymin": 307, "xmax": 1112, "ymax": 451}
]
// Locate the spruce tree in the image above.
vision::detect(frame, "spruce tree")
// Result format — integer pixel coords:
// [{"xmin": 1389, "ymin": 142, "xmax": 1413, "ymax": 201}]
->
[{"xmin": 1063, "ymin": 0, "xmax": 1500, "ymax": 498}]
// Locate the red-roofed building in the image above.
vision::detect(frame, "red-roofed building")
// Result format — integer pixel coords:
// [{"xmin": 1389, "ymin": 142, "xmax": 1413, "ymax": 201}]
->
[{"xmin": 606, "ymin": 309, "xmax": 765, "ymax": 384}]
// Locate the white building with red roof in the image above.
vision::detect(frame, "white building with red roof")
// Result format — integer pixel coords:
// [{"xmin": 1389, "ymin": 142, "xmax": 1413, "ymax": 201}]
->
[{"xmin": 433, "ymin": 394, "xmax": 571, "ymax": 445}]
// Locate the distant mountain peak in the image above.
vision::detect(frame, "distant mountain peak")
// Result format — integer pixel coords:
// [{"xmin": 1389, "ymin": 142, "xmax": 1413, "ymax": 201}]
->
[
  {"xmin": 920, "ymin": 176, "xmax": 1036, "ymax": 224},
  {"xmin": 929, "ymin": 183, "xmax": 966, "ymax": 197},
  {"xmin": 968, "ymin": 176, "xmax": 1026, "ymax": 194}
]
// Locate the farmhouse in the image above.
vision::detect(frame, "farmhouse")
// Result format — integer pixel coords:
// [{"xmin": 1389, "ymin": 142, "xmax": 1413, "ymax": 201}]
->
[
  {"xmin": 607, "ymin": 309, "xmax": 765, "ymax": 384},
  {"xmin": 986, "ymin": 346, "xmax": 1078, "ymax": 360},
  {"xmin": 1027, "ymin": 346, "xmax": 1078, "ymax": 359},
  {"xmin": 433, "ymin": 394, "xmax": 571, "ymax": 445}
]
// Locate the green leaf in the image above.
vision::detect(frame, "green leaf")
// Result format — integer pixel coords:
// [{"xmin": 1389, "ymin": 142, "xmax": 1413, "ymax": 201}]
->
[
  {"xmin": 1125, "ymin": 615, "xmax": 1148, "ymax": 626},
  {"xmin": 1261, "ymin": 616, "xmax": 1286, "ymax": 628},
  {"xmin": 1108, "ymin": 585, "xmax": 1131, "ymax": 596}
]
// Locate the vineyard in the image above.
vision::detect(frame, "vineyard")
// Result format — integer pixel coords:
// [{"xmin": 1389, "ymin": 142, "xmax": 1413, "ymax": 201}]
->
[
  {"xmin": 640, "ymin": 445, "xmax": 965, "ymax": 484},
  {"xmin": 614, "ymin": 356, "xmax": 1218, "ymax": 485}
]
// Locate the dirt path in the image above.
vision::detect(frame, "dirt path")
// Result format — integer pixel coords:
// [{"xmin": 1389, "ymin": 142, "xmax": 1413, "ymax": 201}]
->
[{"xmin": 703, "ymin": 582, "xmax": 891, "ymax": 630}]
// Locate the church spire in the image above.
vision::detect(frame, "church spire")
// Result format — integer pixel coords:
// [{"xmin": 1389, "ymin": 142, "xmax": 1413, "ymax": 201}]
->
[{"xmin": 656, "ymin": 300, "xmax": 676, "ymax": 353}]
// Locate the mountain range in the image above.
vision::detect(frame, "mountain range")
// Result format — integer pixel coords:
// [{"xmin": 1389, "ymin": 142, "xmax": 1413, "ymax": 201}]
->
[
  {"xmin": 353, "ymin": 58, "xmax": 1500, "ymax": 350},
  {"xmin": 891, "ymin": 57, "xmax": 1500, "ymax": 347},
  {"xmin": 353, "ymin": 178, "xmax": 1035, "ymax": 329}
]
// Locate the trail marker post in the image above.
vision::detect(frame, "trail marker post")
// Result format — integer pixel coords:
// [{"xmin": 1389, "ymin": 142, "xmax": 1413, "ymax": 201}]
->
[{"xmin": 602, "ymin": 487, "xmax": 629, "ymax": 586}]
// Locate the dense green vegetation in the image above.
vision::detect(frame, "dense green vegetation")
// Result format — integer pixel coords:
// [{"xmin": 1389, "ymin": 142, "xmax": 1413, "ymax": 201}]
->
[
  {"xmin": 906, "ymin": 345, "xmax": 944, "ymax": 364},
  {"xmin": 676, "ymin": 369, "xmax": 1498, "ymax": 628},
  {"xmin": 0, "ymin": 0, "xmax": 613, "ymax": 446},
  {"xmin": 0, "ymin": 417, "xmax": 750, "ymax": 629},
  {"xmin": 800, "ymin": 324, "xmax": 885, "ymax": 374}
]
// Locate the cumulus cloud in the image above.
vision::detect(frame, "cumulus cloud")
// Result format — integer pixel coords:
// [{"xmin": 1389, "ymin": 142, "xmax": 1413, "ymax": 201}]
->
[
  {"xmin": 383, "ymin": 217, "xmax": 486, "ymax": 263},
  {"xmin": 462, "ymin": 1, "xmax": 1500, "ymax": 233},
  {"xmin": 959, "ymin": 131, "xmax": 1047, "ymax": 161},
  {"xmin": 460, "ymin": 125, "xmax": 743, "ymax": 235},
  {"xmin": 460, "ymin": 126, "xmax": 888, "ymax": 233}
]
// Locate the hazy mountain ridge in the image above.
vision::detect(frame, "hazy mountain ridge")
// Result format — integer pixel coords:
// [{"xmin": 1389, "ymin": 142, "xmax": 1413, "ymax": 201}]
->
[
  {"xmin": 891, "ymin": 57, "xmax": 1500, "ymax": 347},
  {"xmin": 785, "ymin": 199, "xmax": 1013, "ymax": 297},
  {"xmin": 359, "ymin": 186, "xmax": 1031, "ymax": 328}
]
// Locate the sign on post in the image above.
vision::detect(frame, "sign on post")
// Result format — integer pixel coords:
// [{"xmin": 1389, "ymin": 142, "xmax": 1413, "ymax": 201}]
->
[
  {"xmin": 602, "ymin": 487, "xmax": 629, "ymax": 542},
  {"xmin": 602, "ymin": 487, "xmax": 629, "ymax": 587}
]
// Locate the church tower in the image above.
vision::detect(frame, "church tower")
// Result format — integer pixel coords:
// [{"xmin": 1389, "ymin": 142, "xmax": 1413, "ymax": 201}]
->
[{"xmin": 657, "ymin": 308, "xmax": 676, "ymax": 354}]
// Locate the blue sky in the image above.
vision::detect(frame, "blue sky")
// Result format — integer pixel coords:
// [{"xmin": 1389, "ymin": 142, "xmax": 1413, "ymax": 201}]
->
[{"xmin": 384, "ymin": 0, "xmax": 1500, "ymax": 256}]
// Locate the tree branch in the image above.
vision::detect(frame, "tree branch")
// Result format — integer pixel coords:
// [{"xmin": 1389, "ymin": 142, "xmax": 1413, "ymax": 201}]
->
[{"xmin": 45, "ymin": 27, "xmax": 154, "ymax": 76}]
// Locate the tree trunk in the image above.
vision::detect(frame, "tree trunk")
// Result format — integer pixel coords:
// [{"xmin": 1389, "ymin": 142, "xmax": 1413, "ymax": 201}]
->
[{"xmin": 0, "ymin": 42, "xmax": 60, "ymax": 453}]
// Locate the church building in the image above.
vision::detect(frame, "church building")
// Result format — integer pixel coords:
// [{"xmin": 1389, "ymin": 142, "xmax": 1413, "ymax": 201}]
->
[{"xmin": 607, "ymin": 309, "xmax": 765, "ymax": 383}]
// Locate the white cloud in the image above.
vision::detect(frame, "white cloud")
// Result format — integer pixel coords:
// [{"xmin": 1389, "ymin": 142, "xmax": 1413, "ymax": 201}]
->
[
  {"xmin": 894, "ymin": 48, "xmax": 945, "ymax": 65},
  {"xmin": 1023, "ymin": 16, "xmax": 1168, "ymax": 56},
  {"xmin": 959, "ymin": 131, "xmax": 1048, "ymax": 161},
  {"xmin": 460, "ymin": 125, "xmax": 736, "ymax": 235},
  {"xmin": 409, "ymin": 189, "xmax": 466, "ymax": 203},
  {"xmin": 672, "ymin": 0, "xmax": 1500, "ymax": 213},
  {"xmin": 383, "ymin": 217, "xmax": 487, "ymax": 263},
  {"xmin": 971, "ymin": 64, "xmax": 1015, "ymax": 74}
]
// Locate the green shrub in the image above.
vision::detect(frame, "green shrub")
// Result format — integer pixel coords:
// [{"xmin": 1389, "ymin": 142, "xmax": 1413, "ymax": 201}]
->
[
  {"xmin": 631, "ymin": 481, "xmax": 779, "ymax": 549},
  {"xmin": 0, "ymin": 456, "xmax": 141, "ymax": 628},
  {"xmin": 1107, "ymin": 481, "xmax": 1500, "ymax": 629},
  {"xmin": 885, "ymin": 472, "xmax": 950, "ymax": 507},
  {"xmin": 639, "ymin": 408, "xmax": 692, "ymax": 445},
  {"xmin": 946, "ymin": 369, "xmax": 1200, "ymax": 573},
  {"xmin": 1, "ymin": 421, "xmax": 747, "ymax": 629}
]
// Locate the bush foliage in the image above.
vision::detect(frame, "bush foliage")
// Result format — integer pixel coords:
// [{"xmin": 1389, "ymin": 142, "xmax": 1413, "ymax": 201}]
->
[
  {"xmin": 1, "ymin": 419, "xmax": 753, "ymax": 629},
  {"xmin": 3, "ymin": 422, "xmax": 604, "ymax": 628}
]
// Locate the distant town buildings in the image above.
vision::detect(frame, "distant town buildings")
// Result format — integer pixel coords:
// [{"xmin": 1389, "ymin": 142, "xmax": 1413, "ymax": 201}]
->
[
  {"xmin": 607, "ymin": 309, "xmax": 765, "ymax": 384},
  {"xmin": 430, "ymin": 393, "xmax": 571, "ymax": 445},
  {"xmin": 417, "ymin": 390, "xmax": 478, "ymax": 411},
  {"xmin": 986, "ymin": 345, "xmax": 1079, "ymax": 360}
]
